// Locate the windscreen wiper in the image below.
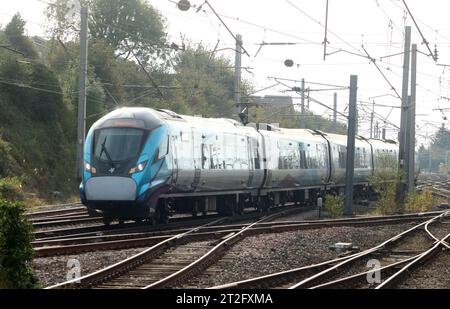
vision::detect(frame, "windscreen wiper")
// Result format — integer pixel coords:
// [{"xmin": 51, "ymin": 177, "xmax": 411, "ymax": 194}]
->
[{"xmin": 99, "ymin": 136, "xmax": 115, "ymax": 167}]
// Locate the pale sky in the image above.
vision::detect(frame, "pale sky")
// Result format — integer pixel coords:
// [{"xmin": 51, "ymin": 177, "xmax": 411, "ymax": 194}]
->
[{"xmin": 2, "ymin": 0, "xmax": 450, "ymax": 146}]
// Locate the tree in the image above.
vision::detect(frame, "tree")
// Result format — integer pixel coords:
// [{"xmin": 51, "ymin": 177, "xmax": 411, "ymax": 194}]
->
[
  {"xmin": 430, "ymin": 125, "xmax": 450, "ymax": 150},
  {"xmin": 173, "ymin": 45, "xmax": 238, "ymax": 118},
  {"xmin": 426, "ymin": 125, "xmax": 450, "ymax": 171},
  {"xmin": 46, "ymin": 0, "xmax": 168, "ymax": 65},
  {"xmin": 4, "ymin": 13, "xmax": 38, "ymax": 58},
  {"xmin": 29, "ymin": 64, "xmax": 65, "ymax": 122}
]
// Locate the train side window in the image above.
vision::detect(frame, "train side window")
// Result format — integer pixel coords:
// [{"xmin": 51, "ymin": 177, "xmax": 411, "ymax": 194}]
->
[
  {"xmin": 157, "ymin": 136, "xmax": 169, "ymax": 161},
  {"xmin": 338, "ymin": 151, "xmax": 346, "ymax": 168},
  {"xmin": 300, "ymin": 150, "xmax": 307, "ymax": 169}
]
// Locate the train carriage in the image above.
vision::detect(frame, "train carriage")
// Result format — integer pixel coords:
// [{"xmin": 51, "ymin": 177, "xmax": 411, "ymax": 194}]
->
[{"xmin": 80, "ymin": 107, "xmax": 398, "ymax": 224}]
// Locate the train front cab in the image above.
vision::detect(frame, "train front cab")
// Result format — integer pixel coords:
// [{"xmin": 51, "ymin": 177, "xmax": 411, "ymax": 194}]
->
[{"xmin": 79, "ymin": 108, "xmax": 172, "ymax": 223}]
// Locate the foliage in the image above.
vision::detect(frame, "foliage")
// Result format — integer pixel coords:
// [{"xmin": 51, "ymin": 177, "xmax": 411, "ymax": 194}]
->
[
  {"xmin": 404, "ymin": 189, "xmax": 436, "ymax": 213},
  {"xmin": 172, "ymin": 44, "xmax": 237, "ymax": 118},
  {"xmin": 324, "ymin": 194, "xmax": 344, "ymax": 218},
  {"xmin": 252, "ymin": 106, "xmax": 347, "ymax": 133},
  {"xmin": 1, "ymin": 4, "xmax": 354, "ymax": 204},
  {"xmin": 4, "ymin": 13, "xmax": 38, "ymax": 58},
  {"xmin": 46, "ymin": 0, "xmax": 167, "ymax": 64},
  {"xmin": 0, "ymin": 136, "xmax": 18, "ymax": 176},
  {"xmin": 0, "ymin": 200, "xmax": 38, "ymax": 288},
  {"xmin": 0, "ymin": 177, "xmax": 24, "ymax": 202},
  {"xmin": 0, "ymin": 21, "xmax": 77, "ymax": 197},
  {"xmin": 418, "ymin": 125, "xmax": 450, "ymax": 172},
  {"xmin": 369, "ymin": 153, "xmax": 403, "ymax": 214},
  {"xmin": 371, "ymin": 183, "xmax": 398, "ymax": 215}
]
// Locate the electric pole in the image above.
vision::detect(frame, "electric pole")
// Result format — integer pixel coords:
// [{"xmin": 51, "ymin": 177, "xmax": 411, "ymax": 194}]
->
[
  {"xmin": 76, "ymin": 6, "xmax": 88, "ymax": 179},
  {"xmin": 344, "ymin": 75, "xmax": 358, "ymax": 216},
  {"xmin": 375, "ymin": 121, "xmax": 379, "ymax": 139},
  {"xmin": 307, "ymin": 87, "xmax": 310, "ymax": 110},
  {"xmin": 370, "ymin": 101, "xmax": 375, "ymax": 138},
  {"xmin": 333, "ymin": 92, "xmax": 337, "ymax": 132},
  {"xmin": 407, "ymin": 43, "xmax": 417, "ymax": 192},
  {"xmin": 301, "ymin": 78, "xmax": 305, "ymax": 114},
  {"xmin": 396, "ymin": 26, "xmax": 411, "ymax": 202},
  {"xmin": 235, "ymin": 34, "xmax": 244, "ymax": 122},
  {"xmin": 399, "ymin": 26, "xmax": 411, "ymax": 179}
]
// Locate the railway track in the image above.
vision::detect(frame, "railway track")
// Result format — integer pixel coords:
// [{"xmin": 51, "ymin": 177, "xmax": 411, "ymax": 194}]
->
[
  {"xmin": 26, "ymin": 203, "xmax": 104, "ymax": 230},
  {"xmin": 33, "ymin": 203, "xmax": 316, "ymax": 241},
  {"xmin": 210, "ymin": 211, "xmax": 450, "ymax": 289},
  {"xmin": 26, "ymin": 203, "xmax": 85, "ymax": 218},
  {"xmin": 46, "ymin": 208, "xmax": 300, "ymax": 289},
  {"xmin": 45, "ymin": 210, "xmax": 448, "ymax": 289},
  {"xmin": 34, "ymin": 210, "xmax": 445, "ymax": 257}
]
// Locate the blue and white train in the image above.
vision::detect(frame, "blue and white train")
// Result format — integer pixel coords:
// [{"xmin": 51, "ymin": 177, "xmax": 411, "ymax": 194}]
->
[{"xmin": 80, "ymin": 107, "xmax": 398, "ymax": 224}]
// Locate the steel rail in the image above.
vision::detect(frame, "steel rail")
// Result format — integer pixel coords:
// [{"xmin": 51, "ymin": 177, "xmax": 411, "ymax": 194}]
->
[
  {"xmin": 210, "ymin": 212, "xmax": 447, "ymax": 289},
  {"xmin": 142, "ymin": 209, "xmax": 296, "ymax": 289},
  {"xmin": 47, "ymin": 207, "xmax": 301, "ymax": 288},
  {"xmin": 46, "ymin": 217, "xmax": 227, "ymax": 289},
  {"xmin": 311, "ymin": 216, "xmax": 450, "ymax": 289},
  {"xmin": 289, "ymin": 212, "xmax": 449, "ymax": 289},
  {"xmin": 376, "ymin": 214, "xmax": 450, "ymax": 289},
  {"xmin": 34, "ymin": 212, "xmax": 444, "ymax": 257},
  {"xmin": 26, "ymin": 204, "xmax": 84, "ymax": 217}
]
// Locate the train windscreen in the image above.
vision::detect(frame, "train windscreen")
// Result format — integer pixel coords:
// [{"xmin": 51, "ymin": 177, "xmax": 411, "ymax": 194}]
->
[{"xmin": 94, "ymin": 128, "xmax": 144, "ymax": 163}]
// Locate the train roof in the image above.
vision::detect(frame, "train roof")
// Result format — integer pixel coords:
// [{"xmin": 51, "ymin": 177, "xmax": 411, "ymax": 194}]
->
[
  {"xmin": 367, "ymin": 138, "xmax": 398, "ymax": 150},
  {"xmin": 92, "ymin": 107, "xmax": 165, "ymax": 130},
  {"xmin": 92, "ymin": 108, "xmax": 400, "ymax": 149},
  {"xmin": 260, "ymin": 127, "xmax": 332, "ymax": 144}
]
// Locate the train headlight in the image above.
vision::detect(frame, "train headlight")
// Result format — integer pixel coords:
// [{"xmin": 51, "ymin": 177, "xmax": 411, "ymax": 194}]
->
[
  {"xmin": 129, "ymin": 160, "xmax": 148, "ymax": 174},
  {"xmin": 84, "ymin": 161, "xmax": 96, "ymax": 174}
]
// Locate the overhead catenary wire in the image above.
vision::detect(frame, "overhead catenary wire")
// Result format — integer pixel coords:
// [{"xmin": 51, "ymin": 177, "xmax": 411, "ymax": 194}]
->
[
  {"xmin": 361, "ymin": 45, "xmax": 401, "ymax": 99},
  {"xmin": 5, "ymin": 0, "xmax": 450, "ymax": 142},
  {"xmin": 401, "ymin": 0, "xmax": 437, "ymax": 61}
]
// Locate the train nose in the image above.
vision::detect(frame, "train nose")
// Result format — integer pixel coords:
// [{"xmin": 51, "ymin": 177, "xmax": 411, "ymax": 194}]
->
[{"xmin": 85, "ymin": 176, "xmax": 137, "ymax": 201}]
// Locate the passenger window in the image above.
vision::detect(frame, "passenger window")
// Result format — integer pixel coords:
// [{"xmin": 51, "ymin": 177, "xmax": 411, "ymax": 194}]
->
[{"xmin": 158, "ymin": 136, "xmax": 169, "ymax": 160}]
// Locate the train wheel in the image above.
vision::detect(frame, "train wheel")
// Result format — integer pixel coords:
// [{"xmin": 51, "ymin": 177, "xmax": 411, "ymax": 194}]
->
[
  {"xmin": 146, "ymin": 216, "xmax": 156, "ymax": 225},
  {"xmin": 236, "ymin": 199, "xmax": 245, "ymax": 215},
  {"xmin": 257, "ymin": 197, "xmax": 269, "ymax": 212},
  {"xmin": 87, "ymin": 208, "xmax": 98, "ymax": 217},
  {"xmin": 118, "ymin": 219, "xmax": 125, "ymax": 225},
  {"xmin": 155, "ymin": 199, "xmax": 170, "ymax": 224},
  {"xmin": 102, "ymin": 217, "xmax": 111, "ymax": 226},
  {"xmin": 159, "ymin": 211, "xmax": 169, "ymax": 224}
]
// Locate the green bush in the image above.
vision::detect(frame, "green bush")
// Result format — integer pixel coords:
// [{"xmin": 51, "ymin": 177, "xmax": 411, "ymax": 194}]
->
[
  {"xmin": 373, "ymin": 183, "xmax": 399, "ymax": 215},
  {"xmin": 369, "ymin": 153, "xmax": 404, "ymax": 215},
  {"xmin": 405, "ymin": 189, "xmax": 436, "ymax": 213},
  {"xmin": 0, "ymin": 199, "xmax": 38, "ymax": 288},
  {"xmin": 324, "ymin": 194, "xmax": 344, "ymax": 218},
  {"xmin": 0, "ymin": 177, "xmax": 24, "ymax": 202}
]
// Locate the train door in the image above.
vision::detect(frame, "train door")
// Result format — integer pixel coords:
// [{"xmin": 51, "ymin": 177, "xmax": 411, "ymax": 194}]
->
[
  {"xmin": 246, "ymin": 136, "xmax": 254, "ymax": 187},
  {"xmin": 170, "ymin": 134, "xmax": 179, "ymax": 185},
  {"xmin": 172, "ymin": 127, "xmax": 196, "ymax": 191},
  {"xmin": 191, "ymin": 127, "xmax": 201, "ymax": 189}
]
